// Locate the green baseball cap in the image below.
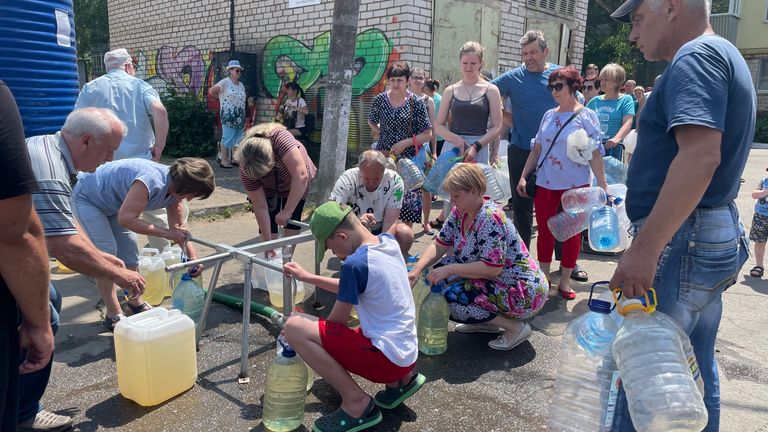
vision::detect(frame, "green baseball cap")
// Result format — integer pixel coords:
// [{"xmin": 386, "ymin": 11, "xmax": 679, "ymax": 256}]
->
[{"xmin": 309, "ymin": 201, "xmax": 352, "ymax": 264}]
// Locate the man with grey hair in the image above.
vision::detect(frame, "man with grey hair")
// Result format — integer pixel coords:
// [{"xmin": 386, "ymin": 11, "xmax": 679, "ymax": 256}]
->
[
  {"xmin": 609, "ymin": 0, "xmax": 754, "ymax": 430},
  {"xmin": 19, "ymin": 107, "xmax": 146, "ymax": 431},
  {"xmin": 623, "ymin": 78, "xmax": 637, "ymax": 95},
  {"xmin": 75, "ymin": 48, "xmax": 172, "ymax": 251},
  {"xmin": 329, "ymin": 150, "xmax": 414, "ymax": 256},
  {"xmin": 492, "ymin": 29, "xmax": 589, "ymax": 282}
]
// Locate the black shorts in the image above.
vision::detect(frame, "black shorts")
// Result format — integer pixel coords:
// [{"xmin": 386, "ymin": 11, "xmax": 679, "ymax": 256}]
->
[{"xmin": 266, "ymin": 197, "xmax": 306, "ymax": 234}]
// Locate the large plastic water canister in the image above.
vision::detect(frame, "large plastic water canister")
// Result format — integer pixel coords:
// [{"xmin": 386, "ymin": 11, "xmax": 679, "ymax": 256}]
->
[
  {"xmin": 549, "ymin": 287, "xmax": 620, "ymax": 431},
  {"xmin": 417, "ymin": 282, "xmax": 450, "ymax": 355},
  {"xmin": 171, "ymin": 273, "xmax": 206, "ymax": 330},
  {"xmin": 612, "ymin": 291, "xmax": 708, "ymax": 432},
  {"xmin": 113, "ymin": 308, "xmax": 197, "ymax": 406},
  {"xmin": 263, "ymin": 340, "xmax": 308, "ymax": 431},
  {"xmin": 397, "ymin": 157, "xmax": 425, "ymax": 190},
  {"xmin": 275, "ymin": 335, "xmax": 315, "ymax": 392},
  {"xmin": 424, "ymin": 147, "xmax": 460, "ymax": 194},
  {"xmin": 411, "ymin": 272, "xmax": 431, "ymax": 324},
  {"xmin": 650, "ymin": 311, "xmax": 705, "ymax": 397},
  {"xmin": 603, "ymin": 156, "xmax": 628, "ymax": 185},
  {"xmin": 138, "ymin": 255, "xmax": 166, "ymax": 306},
  {"xmin": 561, "ymin": 186, "xmax": 607, "ymax": 214},
  {"xmin": 0, "ymin": 0, "xmax": 79, "ymax": 137},
  {"xmin": 548, "ymin": 209, "xmax": 590, "ymax": 242},
  {"xmin": 589, "ymin": 205, "xmax": 621, "ymax": 251}
]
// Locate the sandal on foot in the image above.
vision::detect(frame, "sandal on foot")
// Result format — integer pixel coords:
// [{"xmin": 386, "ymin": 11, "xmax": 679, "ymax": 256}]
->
[
  {"xmin": 488, "ymin": 323, "xmax": 532, "ymax": 351},
  {"xmin": 750, "ymin": 265, "xmax": 764, "ymax": 278},
  {"xmin": 127, "ymin": 301, "xmax": 152, "ymax": 315},
  {"xmin": 312, "ymin": 398, "xmax": 382, "ymax": 432},
  {"xmin": 374, "ymin": 373, "xmax": 426, "ymax": 409},
  {"xmin": 570, "ymin": 268, "xmax": 589, "ymax": 282},
  {"xmin": 428, "ymin": 218, "xmax": 444, "ymax": 229},
  {"xmin": 102, "ymin": 313, "xmax": 126, "ymax": 332}
]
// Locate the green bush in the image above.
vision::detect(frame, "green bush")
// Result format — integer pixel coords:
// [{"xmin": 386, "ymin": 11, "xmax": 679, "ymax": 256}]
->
[
  {"xmin": 756, "ymin": 115, "xmax": 768, "ymax": 144},
  {"xmin": 162, "ymin": 88, "xmax": 217, "ymax": 158}
]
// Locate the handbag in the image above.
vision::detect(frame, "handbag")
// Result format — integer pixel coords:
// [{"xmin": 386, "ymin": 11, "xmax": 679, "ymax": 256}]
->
[{"xmin": 523, "ymin": 108, "xmax": 584, "ymax": 199}]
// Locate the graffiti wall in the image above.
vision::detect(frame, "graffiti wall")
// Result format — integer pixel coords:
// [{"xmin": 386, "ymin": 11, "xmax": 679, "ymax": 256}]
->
[{"xmin": 132, "ymin": 45, "xmax": 215, "ymax": 101}]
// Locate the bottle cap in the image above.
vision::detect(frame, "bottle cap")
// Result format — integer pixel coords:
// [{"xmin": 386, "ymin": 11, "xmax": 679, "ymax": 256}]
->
[
  {"xmin": 278, "ymin": 338, "xmax": 297, "ymax": 357},
  {"xmin": 181, "ymin": 272, "xmax": 192, "ymax": 281},
  {"xmin": 430, "ymin": 282, "xmax": 443, "ymax": 293},
  {"xmin": 588, "ymin": 299, "xmax": 612, "ymax": 314}
]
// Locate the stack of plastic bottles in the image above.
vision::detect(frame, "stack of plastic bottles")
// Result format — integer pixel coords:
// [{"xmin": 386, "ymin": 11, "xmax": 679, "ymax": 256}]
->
[{"xmin": 548, "ymin": 186, "xmax": 606, "ymax": 242}]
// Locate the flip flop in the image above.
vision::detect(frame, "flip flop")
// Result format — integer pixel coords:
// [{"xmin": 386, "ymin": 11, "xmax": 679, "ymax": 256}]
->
[
  {"xmin": 750, "ymin": 265, "xmax": 764, "ymax": 278},
  {"xmin": 312, "ymin": 398, "xmax": 382, "ymax": 432},
  {"xmin": 374, "ymin": 373, "xmax": 426, "ymax": 409},
  {"xmin": 570, "ymin": 268, "xmax": 589, "ymax": 282}
]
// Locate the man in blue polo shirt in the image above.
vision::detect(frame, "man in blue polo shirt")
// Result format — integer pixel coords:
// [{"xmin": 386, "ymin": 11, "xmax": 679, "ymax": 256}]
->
[{"xmin": 609, "ymin": 0, "xmax": 755, "ymax": 430}]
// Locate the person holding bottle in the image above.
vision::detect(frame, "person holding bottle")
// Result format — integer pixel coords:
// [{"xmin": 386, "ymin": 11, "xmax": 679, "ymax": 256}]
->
[
  {"xmin": 516, "ymin": 66, "xmax": 609, "ymax": 300},
  {"xmin": 282, "ymin": 201, "xmax": 424, "ymax": 432},
  {"xmin": 72, "ymin": 158, "xmax": 213, "ymax": 330},
  {"xmin": 429, "ymin": 41, "xmax": 503, "ymax": 231},
  {"xmin": 409, "ymin": 164, "xmax": 548, "ymax": 351}
]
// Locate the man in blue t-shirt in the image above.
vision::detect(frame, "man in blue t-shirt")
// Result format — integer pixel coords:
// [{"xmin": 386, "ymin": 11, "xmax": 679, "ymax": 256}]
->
[
  {"xmin": 492, "ymin": 30, "xmax": 561, "ymax": 249},
  {"xmin": 609, "ymin": 1, "xmax": 756, "ymax": 430}
]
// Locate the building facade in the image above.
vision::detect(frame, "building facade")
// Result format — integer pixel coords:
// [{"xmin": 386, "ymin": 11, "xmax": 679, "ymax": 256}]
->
[{"xmin": 108, "ymin": 0, "xmax": 589, "ymax": 161}]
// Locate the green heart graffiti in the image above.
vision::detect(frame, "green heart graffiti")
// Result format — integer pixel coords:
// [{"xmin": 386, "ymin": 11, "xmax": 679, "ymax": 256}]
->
[{"xmin": 262, "ymin": 28, "xmax": 391, "ymax": 98}]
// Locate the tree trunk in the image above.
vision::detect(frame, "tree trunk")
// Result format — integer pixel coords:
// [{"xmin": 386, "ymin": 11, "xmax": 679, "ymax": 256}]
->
[{"xmin": 314, "ymin": 0, "xmax": 360, "ymax": 203}]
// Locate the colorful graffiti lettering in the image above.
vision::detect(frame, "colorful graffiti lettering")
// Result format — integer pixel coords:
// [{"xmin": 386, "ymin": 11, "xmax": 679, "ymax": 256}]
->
[
  {"xmin": 262, "ymin": 28, "xmax": 391, "ymax": 98},
  {"xmin": 132, "ymin": 45, "xmax": 214, "ymax": 100}
]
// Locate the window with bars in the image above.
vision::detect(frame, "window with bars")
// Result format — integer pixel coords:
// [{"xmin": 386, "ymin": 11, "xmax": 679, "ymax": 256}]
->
[
  {"xmin": 526, "ymin": 0, "xmax": 576, "ymax": 19},
  {"xmin": 758, "ymin": 58, "xmax": 768, "ymax": 93}
]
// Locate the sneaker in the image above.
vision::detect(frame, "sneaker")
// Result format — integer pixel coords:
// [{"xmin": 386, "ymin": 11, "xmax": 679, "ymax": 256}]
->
[
  {"xmin": 455, "ymin": 322, "xmax": 503, "ymax": 334},
  {"xmin": 102, "ymin": 313, "xmax": 126, "ymax": 332},
  {"xmin": 18, "ymin": 409, "xmax": 73, "ymax": 432},
  {"xmin": 488, "ymin": 323, "xmax": 532, "ymax": 351}
]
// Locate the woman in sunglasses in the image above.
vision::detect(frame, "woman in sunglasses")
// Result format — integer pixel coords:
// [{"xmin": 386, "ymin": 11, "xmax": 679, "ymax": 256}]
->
[
  {"xmin": 209, "ymin": 60, "xmax": 246, "ymax": 168},
  {"xmin": 516, "ymin": 66, "xmax": 609, "ymax": 300}
]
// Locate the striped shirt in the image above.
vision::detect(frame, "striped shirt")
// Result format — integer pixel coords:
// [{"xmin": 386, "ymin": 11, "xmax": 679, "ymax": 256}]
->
[
  {"xmin": 239, "ymin": 129, "xmax": 316, "ymax": 199},
  {"xmin": 25, "ymin": 132, "xmax": 79, "ymax": 237}
]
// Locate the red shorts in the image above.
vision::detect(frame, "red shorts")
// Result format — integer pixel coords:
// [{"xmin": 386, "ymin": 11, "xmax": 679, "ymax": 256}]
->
[{"xmin": 318, "ymin": 320, "xmax": 414, "ymax": 384}]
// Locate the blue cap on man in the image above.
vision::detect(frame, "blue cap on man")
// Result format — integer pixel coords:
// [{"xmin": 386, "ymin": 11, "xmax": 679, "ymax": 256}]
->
[{"xmin": 611, "ymin": 0, "xmax": 643, "ymax": 22}]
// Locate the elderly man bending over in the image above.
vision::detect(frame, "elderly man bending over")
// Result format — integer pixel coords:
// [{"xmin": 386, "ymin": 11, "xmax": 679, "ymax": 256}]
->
[{"xmin": 329, "ymin": 150, "xmax": 414, "ymax": 257}]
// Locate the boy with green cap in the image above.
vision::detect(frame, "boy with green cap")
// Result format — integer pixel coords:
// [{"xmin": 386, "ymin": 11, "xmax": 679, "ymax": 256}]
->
[{"xmin": 282, "ymin": 201, "xmax": 424, "ymax": 432}]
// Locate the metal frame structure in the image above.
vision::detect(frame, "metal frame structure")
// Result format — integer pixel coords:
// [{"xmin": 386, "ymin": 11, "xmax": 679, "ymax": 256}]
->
[{"xmin": 165, "ymin": 220, "xmax": 318, "ymax": 382}]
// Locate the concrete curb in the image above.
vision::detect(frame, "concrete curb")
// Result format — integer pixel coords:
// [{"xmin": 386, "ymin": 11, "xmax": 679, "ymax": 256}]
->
[{"xmin": 753, "ymin": 142, "xmax": 768, "ymax": 149}]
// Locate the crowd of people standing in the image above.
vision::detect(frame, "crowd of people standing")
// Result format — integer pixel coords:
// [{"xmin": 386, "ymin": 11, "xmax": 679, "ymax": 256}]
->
[{"xmin": 0, "ymin": 0, "xmax": 758, "ymax": 429}]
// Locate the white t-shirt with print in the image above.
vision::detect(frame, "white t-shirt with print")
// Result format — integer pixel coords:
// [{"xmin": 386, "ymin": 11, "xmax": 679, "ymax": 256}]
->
[
  {"xmin": 329, "ymin": 167, "xmax": 404, "ymax": 231},
  {"xmin": 282, "ymin": 97, "xmax": 307, "ymax": 128}
]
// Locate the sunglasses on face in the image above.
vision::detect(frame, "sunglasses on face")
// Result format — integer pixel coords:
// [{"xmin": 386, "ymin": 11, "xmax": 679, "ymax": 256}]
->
[
  {"xmin": 547, "ymin": 83, "xmax": 565, "ymax": 92},
  {"xmin": 582, "ymin": 85, "xmax": 595, "ymax": 91},
  {"xmin": 410, "ymin": 76, "xmax": 425, "ymax": 80}
]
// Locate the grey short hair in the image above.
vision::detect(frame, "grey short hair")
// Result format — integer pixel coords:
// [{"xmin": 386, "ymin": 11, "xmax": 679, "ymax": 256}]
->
[
  {"xmin": 519, "ymin": 30, "xmax": 548, "ymax": 51},
  {"xmin": 358, "ymin": 150, "xmax": 386, "ymax": 169},
  {"xmin": 650, "ymin": 0, "xmax": 710, "ymax": 18},
  {"xmin": 62, "ymin": 108, "xmax": 127, "ymax": 140}
]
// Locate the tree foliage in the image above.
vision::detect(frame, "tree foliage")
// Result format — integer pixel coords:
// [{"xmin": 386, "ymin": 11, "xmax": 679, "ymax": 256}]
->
[
  {"xmin": 583, "ymin": 0, "xmax": 644, "ymax": 78},
  {"xmin": 73, "ymin": 0, "xmax": 109, "ymax": 58},
  {"xmin": 161, "ymin": 88, "xmax": 217, "ymax": 158}
]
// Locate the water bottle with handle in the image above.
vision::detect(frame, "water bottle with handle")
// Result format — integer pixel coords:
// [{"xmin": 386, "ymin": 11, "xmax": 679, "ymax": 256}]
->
[
  {"xmin": 411, "ymin": 270, "xmax": 431, "ymax": 324},
  {"xmin": 171, "ymin": 272, "xmax": 206, "ymax": 330},
  {"xmin": 162, "ymin": 245, "xmax": 183, "ymax": 295},
  {"xmin": 263, "ymin": 338, "xmax": 308, "ymax": 432},
  {"xmin": 548, "ymin": 209, "xmax": 590, "ymax": 242},
  {"xmin": 549, "ymin": 282, "xmax": 621, "ymax": 432},
  {"xmin": 424, "ymin": 147, "xmax": 461, "ymax": 194},
  {"xmin": 138, "ymin": 255, "xmax": 166, "ymax": 306},
  {"xmin": 561, "ymin": 186, "xmax": 607, "ymax": 214},
  {"xmin": 417, "ymin": 281, "xmax": 450, "ymax": 355},
  {"xmin": 611, "ymin": 289, "xmax": 708, "ymax": 432},
  {"xmin": 397, "ymin": 157, "xmax": 425, "ymax": 190},
  {"xmin": 648, "ymin": 309, "xmax": 705, "ymax": 397},
  {"xmin": 589, "ymin": 205, "xmax": 620, "ymax": 251},
  {"xmin": 603, "ymin": 156, "xmax": 628, "ymax": 185}
]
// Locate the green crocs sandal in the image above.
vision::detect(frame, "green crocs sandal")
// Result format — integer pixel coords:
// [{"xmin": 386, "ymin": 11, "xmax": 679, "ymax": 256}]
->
[
  {"xmin": 312, "ymin": 398, "xmax": 382, "ymax": 432},
  {"xmin": 374, "ymin": 373, "xmax": 426, "ymax": 409}
]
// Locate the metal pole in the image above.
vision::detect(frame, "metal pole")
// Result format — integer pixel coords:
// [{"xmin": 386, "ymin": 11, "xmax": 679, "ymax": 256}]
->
[
  {"xmin": 196, "ymin": 259, "xmax": 224, "ymax": 345},
  {"xmin": 239, "ymin": 259, "xmax": 254, "ymax": 382}
]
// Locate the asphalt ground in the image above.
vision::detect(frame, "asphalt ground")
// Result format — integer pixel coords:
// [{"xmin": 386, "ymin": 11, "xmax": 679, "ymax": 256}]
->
[{"xmin": 39, "ymin": 150, "xmax": 768, "ymax": 431}]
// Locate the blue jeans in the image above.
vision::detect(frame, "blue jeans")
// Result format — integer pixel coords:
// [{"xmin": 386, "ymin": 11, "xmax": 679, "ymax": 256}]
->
[
  {"xmin": 612, "ymin": 203, "xmax": 749, "ymax": 431},
  {"xmin": 17, "ymin": 284, "xmax": 61, "ymax": 423}
]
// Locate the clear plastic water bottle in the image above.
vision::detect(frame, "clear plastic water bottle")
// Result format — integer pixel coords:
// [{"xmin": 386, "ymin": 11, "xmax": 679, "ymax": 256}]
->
[
  {"xmin": 276, "ymin": 336, "xmax": 315, "ymax": 392},
  {"xmin": 263, "ymin": 339, "xmax": 308, "ymax": 431},
  {"xmin": 603, "ymin": 156, "xmax": 627, "ymax": 185},
  {"xmin": 162, "ymin": 245, "xmax": 183, "ymax": 296},
  {"xmin": 650, "ymin": 312, "xmax": 705, "ymax": 397},
  {"xmin": 479, "ymin": 164, "xmax": 505, "ymax": 201},
  {"xmin": 424, "ymin": 147, "xmax": 460, "ymax": 194},
  {"xmin": 411, "ymin": 272, "xmax": 431, "ymax": 324},
  {"xmin": 417, "ymin": 282, "xmax": 450, "ymax": 355},
  {"xmin": 612, "ymin": 292, "xmax": 708, "ymax": 432},
  {"xmin": 397, "ymin": 157, "xmax": 425, "ymax": 190},
  {"xmin": 561, "ymin": 186, "xmax": 607, "ymax": 214},
  {"xmin": 548, "ymin": 209, "xmax": 590, "ymax": 242},
  {"xmin": 171, "ymin": 273, "xmax": 205, "ymax": 330},
  {"xmin": 589, "ymin": 205, "xmax": 620, "ymax": 251},
  {"xmin": 549, "ymin": 285, "xmax": 620, "ymax": 432}
]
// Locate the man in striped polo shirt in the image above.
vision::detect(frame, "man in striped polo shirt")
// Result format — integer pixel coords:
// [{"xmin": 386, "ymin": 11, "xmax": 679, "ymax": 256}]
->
[{"xmin": 20, "ymin": 108, "xmax": 146, "ymax": 432}]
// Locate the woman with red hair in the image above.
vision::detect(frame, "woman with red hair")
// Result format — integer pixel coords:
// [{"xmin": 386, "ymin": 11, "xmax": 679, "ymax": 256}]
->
[{"xmin": 516, "ymin": 67, "xmax": 609, "ymax": 299}]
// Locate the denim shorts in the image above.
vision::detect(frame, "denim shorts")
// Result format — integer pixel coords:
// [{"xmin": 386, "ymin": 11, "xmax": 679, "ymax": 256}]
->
[{"xmin": 613, "ymin": 202, "xmax": 749, "ymax": 431}]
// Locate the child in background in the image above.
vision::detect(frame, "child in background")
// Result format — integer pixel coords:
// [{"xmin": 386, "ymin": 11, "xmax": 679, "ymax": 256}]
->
[
  {"xmin": 282, "ymin": 201, "xmax": 424, "ymax": 432},
  {"xmin": 749, "ymin": 171, "xmax": 768, "ymax": 278}
]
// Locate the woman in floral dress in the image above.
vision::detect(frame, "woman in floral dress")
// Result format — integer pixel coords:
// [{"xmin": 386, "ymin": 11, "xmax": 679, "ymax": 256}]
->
[
  {"xmin": 408, "ymin": 163, "xmax": 548, "ymax": 351},
  {"xmin": 209, "ymin": 60, "xmax": 246, "ymax": 168}
]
